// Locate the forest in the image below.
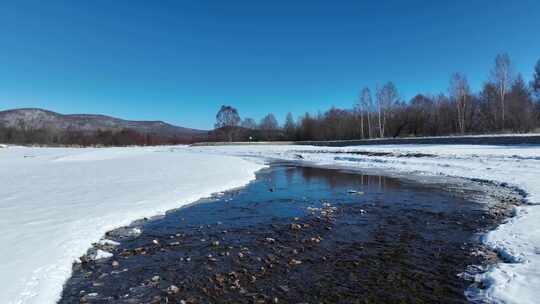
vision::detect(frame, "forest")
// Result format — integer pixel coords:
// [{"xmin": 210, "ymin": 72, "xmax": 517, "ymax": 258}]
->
[
  {"xmin": 214, "ymin": 54, "xmax": 540, "ymax": 142},
  {"xmin": 0, "ymin": 126, "xmax": 203, "ymax": 146}
]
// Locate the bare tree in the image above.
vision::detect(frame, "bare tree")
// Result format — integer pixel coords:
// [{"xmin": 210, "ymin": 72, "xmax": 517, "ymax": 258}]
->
[
  {"xmin": 375, "ymin": 84, "xmax": 384, "ymax": 137},
  {"xmin": 532, "ymin": 59, "xmax": 540, "ymax": 127},
  {"xmin": 299, "ymin": 112, "xmax": 316, "ymax": 140},
  {"xmin": 479, "ymin": 82, "xmax": 500, "ymax": 131},
  {"xmin": 507, "ymin": 74, "xmax": 534, "ymax": 132},
  {"xmin": 259, "ymin": 114, "xmax": 279, "ymax": 130},
  {"xmin": 376, "ymin": 82, "xmax": 399, "ymax": 137},
  {"xmin": 241, "ymin": 118, "xmax": 257, "ymax": 129},
  {"xmin": 355, "ymin": 95, "xmax": 364, "ymax": 139},
  {"xmin": 283, "ymin": 112, "xmax": 296, "ymax": 140},
  {"xmin": 362, "ymin": 87, "xmax": 373, "ymax": 138},
  {"xmin": 259, "ymin": 113, "xmax": 279, "ymax": 140},
  {"xmin": 409, "ymin": 94, "xmax": 435, "ymax": 136},
  {"xmin": 215, "ymin": 105, "xmax": 240, "ymax": 128},
  {"xmin": 532, "ymin": 59, "xmax": 540, "ymax": 99},
  {"xmin": 449, "ymin": 73, "xmax": 470, "ymax": 134},
  {"xmin": 491, "ymin": 53, "xmax": 513, "ymax": 130},
  {"xmin": 215, "ymin": 105, "xmax": 241, "ymax": 141},
  {"xmin": 355, "ymin": 87, "xmax": 373, "ymax": 139}
]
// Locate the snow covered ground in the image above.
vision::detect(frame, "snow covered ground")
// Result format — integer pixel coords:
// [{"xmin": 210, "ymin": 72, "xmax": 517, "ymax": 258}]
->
[
  {"xmin": 189, "ymin": 144, "xmax": 540, "ymax": 304},
  {"xmin": 2, "ymin": 143, "xmax": 539, "ymax": 304},
  {"xmin": 0, "ymin": 146, "xmax": 264, "ymax": 304}
]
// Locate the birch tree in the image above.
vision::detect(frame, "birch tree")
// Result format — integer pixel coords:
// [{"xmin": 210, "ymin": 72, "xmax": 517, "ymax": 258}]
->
[
  {"xmin": 449, "ymin": 73, "xmax": 470, "ymax": 134},
  {"xmin": 359, "ymin": 87, "xmax": 373, "ymax": 138},
  {"xmin": 491, "ymin": 53, "xmax": 513, "ymax": 130},
  {"xmin": 376, "ymin": 84, "xmax": 384, "ymax": 137},
  {"xmin": 376, "ymin": 82, "xmax": 398, "ymax": 138}
]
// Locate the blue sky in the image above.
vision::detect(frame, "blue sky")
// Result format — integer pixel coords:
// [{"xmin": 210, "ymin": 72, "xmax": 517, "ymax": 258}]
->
[{"xmin": 1, "ymin": 0, "xmax": 539, "ymax": 129}]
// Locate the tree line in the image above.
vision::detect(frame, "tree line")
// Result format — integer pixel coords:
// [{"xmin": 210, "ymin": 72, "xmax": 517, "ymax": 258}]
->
[
  {"xmin": 0, "ymin": 125, "xmax": 202, "ymax": 146},
  {"xmin": 214, "ymin": 54, "xmax": 540, "ymax": 142}
]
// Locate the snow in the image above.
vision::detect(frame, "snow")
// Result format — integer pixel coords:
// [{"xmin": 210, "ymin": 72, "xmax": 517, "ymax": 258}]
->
[
  {"xmin": 97, "ymin": 239, "xmax": 120, "ymax": 246},
  {"xmin": 0, "ymin": 146, "xmax": 264, "ymax": 304},
  {"xmin": 190, "ymin": 144, "xmax": 540, "ymax": 304},
  {"xmin": 2, "ymin": 143, "xmax": 539, "ymax": 304},
  {"xmin": 93, "ymin": 250, "xmax": 113, "ymax": 260}
]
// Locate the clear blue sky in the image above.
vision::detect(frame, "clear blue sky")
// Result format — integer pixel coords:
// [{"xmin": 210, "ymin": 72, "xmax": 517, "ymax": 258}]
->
[{"xmin": 1, "ymin": 0, "xmax": 539, "ymax": 129}]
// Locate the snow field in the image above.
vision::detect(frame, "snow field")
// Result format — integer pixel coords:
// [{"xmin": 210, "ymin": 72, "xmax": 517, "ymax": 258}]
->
[{"xmin": 0, "ymin": 146, "xmax": 264, "ymax": 304}]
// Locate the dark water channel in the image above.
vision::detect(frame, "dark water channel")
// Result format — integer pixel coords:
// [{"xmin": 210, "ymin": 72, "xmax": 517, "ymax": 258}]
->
[{"xmin": 59, "ymin": 163, "xmax": 517, "ymax": 304}]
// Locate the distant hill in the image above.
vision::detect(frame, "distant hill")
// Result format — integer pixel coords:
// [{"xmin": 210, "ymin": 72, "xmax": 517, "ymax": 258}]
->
[
  {"xmin": 0, "ymin": 108, "xmax": 206, "ymax": 135},
  {"xmin": 0, "ymin": 108, "xmax": 208, "ymax": 145}
]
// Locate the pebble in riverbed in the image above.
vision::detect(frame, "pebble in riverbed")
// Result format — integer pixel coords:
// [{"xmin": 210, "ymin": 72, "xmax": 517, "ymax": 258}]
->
[
  {"xmin": 67, "ymin": 201, "xmax": 344, "ymax": 303},
  {"xmin": 168, "ymin": 206, "xmax": 337, "ymax": 301}
]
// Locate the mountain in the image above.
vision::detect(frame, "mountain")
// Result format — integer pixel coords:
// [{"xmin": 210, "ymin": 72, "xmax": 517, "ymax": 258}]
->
[
  {"xmin": 0, "ymin": 108, "xmax": 206, "ymax": 135},
  {"xmin": 0, "ymin": 108, "xmax": 206, "ymax": 136}
]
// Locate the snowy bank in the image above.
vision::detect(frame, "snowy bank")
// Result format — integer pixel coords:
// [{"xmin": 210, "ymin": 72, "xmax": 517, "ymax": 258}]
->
[
  {"xmin": 0, "ymin": 146, "xmax": 264, "ymax": 304},
  {"xmin": 190, "ymin": 144, "xmax": 540, "ymax": 304}
]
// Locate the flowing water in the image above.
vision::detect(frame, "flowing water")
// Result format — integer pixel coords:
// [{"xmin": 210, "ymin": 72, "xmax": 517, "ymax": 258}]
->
[{"xmin": 59, "ymin": 163, "xmax": 518, "ymax": 304}]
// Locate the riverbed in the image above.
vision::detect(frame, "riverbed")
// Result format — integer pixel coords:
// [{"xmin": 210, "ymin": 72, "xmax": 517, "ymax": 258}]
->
[{"xmin": 59, "ymin": 163, "xmax": 520, "ymax": 303}]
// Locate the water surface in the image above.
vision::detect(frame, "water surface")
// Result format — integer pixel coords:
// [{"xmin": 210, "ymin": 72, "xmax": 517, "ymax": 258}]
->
[{"xmin": 60, "ymin": 163, "xmax": 515, "ymax": 303}]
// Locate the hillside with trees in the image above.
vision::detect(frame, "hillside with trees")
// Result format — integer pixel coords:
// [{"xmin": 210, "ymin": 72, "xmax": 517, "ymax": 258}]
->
[{"xmin": 0, "ymin": 108, "xmax": 207, "ymax": 146}]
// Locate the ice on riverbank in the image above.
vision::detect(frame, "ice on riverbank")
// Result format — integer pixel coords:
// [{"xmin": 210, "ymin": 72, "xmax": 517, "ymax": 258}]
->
[
  {"xmin": 0, "ymin": 146, "xmax": 264, "ymax": 304},
  {"xmin": 190, "ymin": 144, "xmax": 540, "ymax": 304}
]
